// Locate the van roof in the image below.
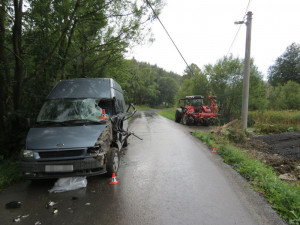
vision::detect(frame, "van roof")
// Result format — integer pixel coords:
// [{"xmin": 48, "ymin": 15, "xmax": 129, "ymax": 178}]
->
[{"xmin": 46, "ymin": 78, "xmax": 123, "ymax": 99}]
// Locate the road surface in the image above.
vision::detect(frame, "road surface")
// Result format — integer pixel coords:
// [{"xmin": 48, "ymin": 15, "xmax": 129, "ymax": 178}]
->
[{"xmin": 0, "ymin": 110, "xmax": 287, "ymax": 225}]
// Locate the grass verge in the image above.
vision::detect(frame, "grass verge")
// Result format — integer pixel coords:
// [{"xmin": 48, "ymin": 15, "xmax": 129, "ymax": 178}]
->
[
  {"xmin": 157, "ymin": 108, "xmax": 176, "ymax": 121},
  {"xmin": 249, "ymin": 110, "xmax": 300, "ymax": 134},
  {"xmin": 193, "ymin": 131, "xmax": 300, "ymax": 225},
  {"xmin": 0, "ymin": 159, "xmax": 23, "ymax": 192}
]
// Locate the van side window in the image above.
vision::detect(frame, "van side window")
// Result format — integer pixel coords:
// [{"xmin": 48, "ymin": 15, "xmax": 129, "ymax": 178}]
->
[{"xmin": 118, "ymin": 99, "xmax": 124, "ymax": 113}]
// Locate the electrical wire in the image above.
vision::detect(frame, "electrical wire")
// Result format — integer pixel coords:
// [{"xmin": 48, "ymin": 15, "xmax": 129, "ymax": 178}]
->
[
  {"xmin": 226, "ymin": 25, "xmax": 243, "ymax": 56},
  {"xmin": 144, "ymin": 0, "xmax": 195, "ymax": 76},
  {"xmin": 243, "ymin": 0, "xmax": 252, "ymax": 20},
  {"xmin": 226, "ymin": 0, "xmax": 252, "ymax": 56}
]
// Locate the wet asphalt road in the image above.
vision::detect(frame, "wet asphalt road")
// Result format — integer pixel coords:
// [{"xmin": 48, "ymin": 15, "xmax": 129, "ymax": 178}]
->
[{"xmin": 0, "ymin": 110, "xmax": 287, "ymax": 225}]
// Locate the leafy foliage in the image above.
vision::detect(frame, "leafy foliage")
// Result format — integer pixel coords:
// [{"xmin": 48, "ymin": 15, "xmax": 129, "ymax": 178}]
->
[
  {"xmin": 268, "ymin": 81, "xmax": 300, "ymax": 110},
  {"xmin": 268, "ymin": 43, "xmax": 300, "ymax": 86},
  {"xmin": 117, "ymin": 59, "xmax": 181, "ymax": 106},
  {"xmin": 176, "ymin": 64, "xmax": 209, "ymax": 102},
  {"xmin": 209, "ymin": 57, "xmax": 267, "ymax": 121},
  {"xmin": 0, "ymin": 0, "xmax": 164, "ymax": 157},
  {"xmin": 0, "ymin": 159, "xmax": 22, "ymax": 191}
]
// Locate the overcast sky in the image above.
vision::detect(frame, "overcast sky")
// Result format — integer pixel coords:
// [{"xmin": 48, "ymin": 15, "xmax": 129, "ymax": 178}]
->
[{"xmin": 127, "ymin": 0, "xmax": 300, "ymax": 79}]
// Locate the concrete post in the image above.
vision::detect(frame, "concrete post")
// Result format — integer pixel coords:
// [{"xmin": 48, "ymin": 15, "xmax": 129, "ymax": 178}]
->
[{"xmin": 241, "ymin": 11, "xmax": 253, "ymax": 131}]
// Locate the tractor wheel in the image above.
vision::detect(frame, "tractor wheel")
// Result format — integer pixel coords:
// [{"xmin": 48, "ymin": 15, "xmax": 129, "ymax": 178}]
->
[
  {"xmin": 106, "ymin": 147, "xmax": 120, "ymax": 176},
  {"xmin": 175, "ymin": 110, "xmax": 182, "ymax": 123},
  {"xmin": 202, "ymin": 119, "xmax": 209, "ymax": 126}
]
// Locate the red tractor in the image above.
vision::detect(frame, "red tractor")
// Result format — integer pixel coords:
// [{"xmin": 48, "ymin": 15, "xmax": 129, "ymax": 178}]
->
[{"xmin": 175, "ymin": 95, "xmax": 221, "ymax": 126}]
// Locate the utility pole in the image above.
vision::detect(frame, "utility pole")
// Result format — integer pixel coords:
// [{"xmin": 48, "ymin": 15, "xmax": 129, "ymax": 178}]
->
[{"xmin": 241, "ymin": 11, "xmax": 253, "ymax": 131}]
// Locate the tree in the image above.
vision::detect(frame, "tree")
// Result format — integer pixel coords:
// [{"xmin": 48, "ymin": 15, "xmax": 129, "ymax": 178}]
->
[
  {"xmin": 0, "ymin": 0, "xmax": 164, "ymax": 157},
  {"xmin": 268, "ymin": 43, "xmax": 300, "ymax": 86},
  {"xmin": 158, "ymin": 77, "xmax": 178, "ymax": 106},
  {"xmin": 203, "ymin": 56, "xmax": 266, "ymax": 121},
  {"xmin": 176, "ymin": 64, "xmax": 209, "ymax": 101},
  {"xmin": 182, "ymin": 63, "xmax": 200, "ymax": 79}
]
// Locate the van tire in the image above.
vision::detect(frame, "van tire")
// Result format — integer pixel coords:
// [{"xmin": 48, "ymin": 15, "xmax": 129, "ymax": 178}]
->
[{"xmin": 106, "ymin": 147, "xmax": 120, "ymax": 176}]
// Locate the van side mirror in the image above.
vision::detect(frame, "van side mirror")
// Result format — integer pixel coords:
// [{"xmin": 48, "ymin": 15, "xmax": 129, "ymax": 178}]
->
[{"xmin": 124, "ymin": 103, "xmax": 136, "ymax": 121}]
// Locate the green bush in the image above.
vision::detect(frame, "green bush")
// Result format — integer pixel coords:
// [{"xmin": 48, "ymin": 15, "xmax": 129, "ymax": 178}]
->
[
  {"xmin": 0, "ymin": 160, "xmax": 22, "ymax": 191},
  {"xmin": 249, "ymin": 110, "xmax": 300, "ymax": 134},
  {"xmin": 268, "ymin": 81, "xmax": 300, "ymax": 110}
]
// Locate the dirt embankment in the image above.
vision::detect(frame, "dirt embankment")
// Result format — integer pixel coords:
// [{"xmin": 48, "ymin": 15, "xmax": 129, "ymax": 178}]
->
[{"xmin": 244, "ymin": 131, "xmax": 300, "ymax": 182}]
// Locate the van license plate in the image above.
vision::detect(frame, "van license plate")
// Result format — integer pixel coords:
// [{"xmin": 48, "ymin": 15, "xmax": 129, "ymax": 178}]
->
[{"xmin": 45, "ymin": 165, "xmax": 73, "ymax": 173}]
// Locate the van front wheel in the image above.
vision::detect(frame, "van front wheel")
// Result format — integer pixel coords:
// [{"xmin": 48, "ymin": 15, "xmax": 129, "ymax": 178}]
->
[{"xmin": 106, "ymin": 147, "xmax": 120, "ymax": 176}]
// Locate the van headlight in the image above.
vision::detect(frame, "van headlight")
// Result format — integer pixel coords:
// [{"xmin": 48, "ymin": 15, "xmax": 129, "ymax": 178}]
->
[
  {"xmin": 87, "ymin": 146, "xmax": 101, "ymax": 156},
  {"xmin": 22, "ymin": 150, "xmax": 34, "ymax": 159}
]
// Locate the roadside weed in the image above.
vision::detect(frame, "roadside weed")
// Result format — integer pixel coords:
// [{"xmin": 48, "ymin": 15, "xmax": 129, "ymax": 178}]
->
[
  {"xmin": 249, "ymin": 110, "xmax": 300, "ymax": 134},
  {"xmin": 0, "ymin": 159, "xmax": 22, "ymax": 191},
  {"xmin": 158, "ymin": 108, "xmax": 176, "ymax": 121}
]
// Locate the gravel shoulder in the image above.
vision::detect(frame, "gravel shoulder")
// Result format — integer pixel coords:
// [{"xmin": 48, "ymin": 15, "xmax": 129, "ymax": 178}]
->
[{"xmin": 243, "ymin": 131, "xmax": 300, "ymax": 182}]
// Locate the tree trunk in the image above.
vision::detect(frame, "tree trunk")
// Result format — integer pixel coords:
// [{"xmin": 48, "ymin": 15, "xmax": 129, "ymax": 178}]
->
[
  {"xmin": 12, "ymin": 0, "xmax": 24, "ymax": 114},
  {"xmin": 0, "ymin": 0, "xmax": 8, "ymax": 134}
]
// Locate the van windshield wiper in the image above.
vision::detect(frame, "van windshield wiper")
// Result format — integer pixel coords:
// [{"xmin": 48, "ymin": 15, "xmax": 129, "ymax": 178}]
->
[
  {"xmin": 36, "ymin": 120, "xmax": 65, "ymax": 125},
  {"xmin": 37, "ymin": 120, "xmax": 65, "ymax": 124},
  {"xmin": 63, "ymin": 119, "xmax": 106, "ymax": 124}
]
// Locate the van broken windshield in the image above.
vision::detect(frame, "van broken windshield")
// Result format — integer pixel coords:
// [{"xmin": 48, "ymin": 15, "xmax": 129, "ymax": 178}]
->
[{"xmin": 37, "ymin": 98, "xmax": 109, "ymax": 123}]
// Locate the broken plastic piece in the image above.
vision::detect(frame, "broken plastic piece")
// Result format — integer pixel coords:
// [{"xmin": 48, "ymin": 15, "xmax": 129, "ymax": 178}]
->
[
  {"xmin": 34, "ymin": 221, "xmax": 42, "ymax": 225},
  {"xmin": 45, "ymin": 201, "xmax": 57, "ymax": 209},
  {"xmin": 48, "ymin": 177, "xmax": 87, "ymax": 193},
  {"xmin": 6, "ymin": 201, "xmax": 21, "ymax": 209}
]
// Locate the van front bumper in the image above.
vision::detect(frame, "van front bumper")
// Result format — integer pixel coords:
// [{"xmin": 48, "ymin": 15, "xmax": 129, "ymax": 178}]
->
[{"xmin": 21, "ymin": 158, "xmax": 106, "ymax": 179}]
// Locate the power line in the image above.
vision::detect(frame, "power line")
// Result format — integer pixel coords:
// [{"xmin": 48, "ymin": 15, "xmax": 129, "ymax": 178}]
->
[
  {"xmin": 144, "ymin": 0, "xmax": 195, "ymax": 76},
  {"xmin": 226, "ymin": 0, "xmax": 252, "ymax": 56},
  {"xmin": 243, "ymin": 0, "xmax": 252, "ymax": 20},
  {"xmin": 226, "ymin": 25, "xmax": 243, "ymax": 56}
]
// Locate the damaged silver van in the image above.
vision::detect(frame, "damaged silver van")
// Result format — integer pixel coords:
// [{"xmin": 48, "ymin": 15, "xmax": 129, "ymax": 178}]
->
[{"xmin": 21, "ymin": 78, "xmax": 137, "ymax": 179}]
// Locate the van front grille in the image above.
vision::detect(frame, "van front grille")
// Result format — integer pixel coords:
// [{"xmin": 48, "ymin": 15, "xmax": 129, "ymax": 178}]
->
[{"xmin": 39, "ymin": 150, "xmax": 84, "ymax": 158}]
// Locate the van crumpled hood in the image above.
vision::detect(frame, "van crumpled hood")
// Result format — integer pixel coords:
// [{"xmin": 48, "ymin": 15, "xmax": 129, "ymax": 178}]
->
[{"xmin": 26, "ymin": 125, "xmax": 106, "ymax": 150}]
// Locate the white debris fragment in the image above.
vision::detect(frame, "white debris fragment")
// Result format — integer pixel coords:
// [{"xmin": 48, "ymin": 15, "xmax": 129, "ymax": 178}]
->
[
  {"xmin": 13, "ymin": 216, "xmax": 21, "ymax": 222},
  {"xmin": 52, "ymin": 208, "xmax": 58, "ymax": 214},
  {"xmin": 46, "ymin": 201, "xmax": 57, "ymax": 208},
  {"xmin": 48, "ymin": 201, "xmax": 57, "ymax": 206}
]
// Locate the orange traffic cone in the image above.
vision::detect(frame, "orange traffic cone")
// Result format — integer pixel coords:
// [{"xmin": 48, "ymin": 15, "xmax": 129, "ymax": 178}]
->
[
  {"xmin": 212, "ymin": 147, "xmax": 217, "ymax": 153},
  {"xmin": 109, "ymin": 173, "xmax": 119, "ymax": 185}
]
